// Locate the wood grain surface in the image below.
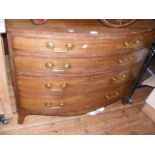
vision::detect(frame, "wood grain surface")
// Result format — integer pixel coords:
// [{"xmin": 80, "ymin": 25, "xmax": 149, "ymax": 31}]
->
[{"xmin": 6, "ymin": 19, "xmax": 155, "ymax": 124}]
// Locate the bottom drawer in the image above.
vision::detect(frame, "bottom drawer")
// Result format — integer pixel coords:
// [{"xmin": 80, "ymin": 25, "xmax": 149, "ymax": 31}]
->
[{"xmin": 17, "ymin": 82, "xmax": 132, "ymax": 116}]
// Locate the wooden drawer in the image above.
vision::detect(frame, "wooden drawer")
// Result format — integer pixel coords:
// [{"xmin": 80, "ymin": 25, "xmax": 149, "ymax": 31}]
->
[
  {"xmin": 13, "ymin": 48, "xmax": 147, "ymax": 75},
  {"xmin": 16, "ymin": 64, "xmax": 141, "ymax": 95},
  {"xmin": 11, "ymin": 33, "xmax": 152, "ymax": 57},
  {"xmin": 18, "ymin": 83, "xmax": 131, "ymax": 116}
]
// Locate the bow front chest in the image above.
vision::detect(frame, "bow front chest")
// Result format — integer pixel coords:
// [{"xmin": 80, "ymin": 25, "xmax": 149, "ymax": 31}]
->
[{"xmin": 6, "ymin": 20, "xmax": 155, "ymax": 124}]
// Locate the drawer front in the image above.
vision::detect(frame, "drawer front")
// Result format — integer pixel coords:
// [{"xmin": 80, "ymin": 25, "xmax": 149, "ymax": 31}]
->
[
  {"xmin": 18, "ymin": 83, "xmax": 132, "ymax": 116},
  {"xmin": 11, "ymin": 33, "xmax": 153, "ymax": 57},
  {"xmin": 16, "ymin": 64, "xmax": 141, "ymax": 95},
  {"xmin": 13, "ymin": 48, "xmax": 147, "ymax": 75}
]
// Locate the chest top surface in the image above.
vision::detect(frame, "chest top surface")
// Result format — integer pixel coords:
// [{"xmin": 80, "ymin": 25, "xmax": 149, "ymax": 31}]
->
[{"xmin": 6, "ymin": 20, "xmax": 155, "ymax": 38}]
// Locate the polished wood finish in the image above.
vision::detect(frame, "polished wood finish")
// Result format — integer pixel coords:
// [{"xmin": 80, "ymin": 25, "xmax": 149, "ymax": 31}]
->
[
  {"xmin": 12, "ymin": 33, "xmax": 152, "ymax": 55},
  {"xmin": 13, "ymin": 49, "xmax": 147, "ymax": 75},
  {"xmin": 6, "ymin": 20, "xmax": 155, "ymax": 124},
  {"xmin": 15, "ymin": 65, "xmax": 141, "ymax": 95},
  {"xmin": 18, "ymin": 83, "xmax": 131, "ymax": 116}
]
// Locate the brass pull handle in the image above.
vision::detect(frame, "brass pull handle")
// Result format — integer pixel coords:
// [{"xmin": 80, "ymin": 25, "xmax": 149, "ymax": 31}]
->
[
  {"xmin": 44, "ymin": 102, "xmax": 65, "ymax": 108},
  {"xmin": 66, "ymin": 42, "xmax": 75, "ymax": 50},
  {"xmin": 61, "ymin": 83, "xmax": 68, "ymax": 88},
  {"xmin": 51, "ymin": 83, "xmax": 68, "ymax": 92},
  {"xmin": 52, "ymin": 63, "xmax": 71, "ymax": 72},
  {"xmin": 52, "ymin": 69, "xmax": 66, "ymax": 72},
  {"xmin": 121, "ymin": 72, "xmax": 128, "ymax": 78},
  {"xmin": 47, "ymin": 42, "xmax": 69, "ymax": 53},
  {"xmin": 45, "ymin": 83, "xmax": 68, "ymax": 91},
  {"xmin": 135, "ymin": 39, "xmax": 141, "ymax": 44},
  {"xmin": 112, "ymin": 72, "xmax": 128, "ymax": 83},
  {"xmin": 133, "ymin": 39, "xmax": 142, "ymax": 48},
  {"xmin": 105, "ymin": 91, "xmax": 119, "ymax": 100},
  {"xmin": 45, "ymin": 62, "xmax": 54, "ymax": 69},
  {"xmin": 51, "ymin": 88, "xmax": 63, "ymax": 92},
  {"xmin": 45, "ymin": 62, "xmax": 71, "ymax": 72},
  {"xmin": 129, "ymin": 56, "xmax": 134, "ymax": 61},
  {"xmin": 124, "ymin": 42, "xmax": 131, "ymax": 49},
  {"xmin": 47, "ymin": 42, "xmax": 55, "ymax": 49},
  {"xmin": 123, "ymin": 40, "xmax": 142, "ymax": 49},
  {"xmin": 45, "ymin": 83, "xmax": 53, "ymax": 89},
  {"xmin": 64, "ymin": 63, "xmax": 71, "ymax": 69},
  {"xmin": 118, "ymin": 56, "xmax": 134, "ymax": 65},
  {"xmin": 118, "ymin": 58, "xmax": 124, "ymax": 64}
]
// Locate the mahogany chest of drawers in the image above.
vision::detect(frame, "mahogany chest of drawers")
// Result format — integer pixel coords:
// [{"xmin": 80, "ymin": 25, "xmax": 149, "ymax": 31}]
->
[{"xmin": 6, "ymin": 20, "xmax": 155, "ymax": 124}]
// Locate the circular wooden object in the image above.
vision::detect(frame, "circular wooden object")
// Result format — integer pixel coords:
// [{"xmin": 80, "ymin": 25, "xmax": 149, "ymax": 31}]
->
[{"xmin": 99, "ymin": 19, "xmax": 137, "ymax": 28}]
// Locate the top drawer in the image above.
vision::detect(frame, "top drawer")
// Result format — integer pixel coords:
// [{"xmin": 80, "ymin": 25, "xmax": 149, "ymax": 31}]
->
[{"xmin": 11, "ymin": 33, "xmax": 153, "ymax": 57}]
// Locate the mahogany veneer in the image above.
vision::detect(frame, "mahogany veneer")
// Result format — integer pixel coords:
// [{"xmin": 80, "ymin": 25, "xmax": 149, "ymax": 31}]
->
[{"xmin": 6, "ymin": 19, "xmax": 155, "ymax": 124}]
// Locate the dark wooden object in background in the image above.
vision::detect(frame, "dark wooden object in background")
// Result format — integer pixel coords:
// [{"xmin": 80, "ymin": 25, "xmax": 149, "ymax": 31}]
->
[{"xmin": 99, "ymin": 19, "xmax": 137, "ymax": 28}]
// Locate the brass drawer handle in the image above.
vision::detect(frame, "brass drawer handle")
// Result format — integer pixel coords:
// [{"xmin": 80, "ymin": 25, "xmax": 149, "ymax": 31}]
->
[
  {"xmin": 61, "ymin": 83, "xmax": 68, "ymax": 88},
  {"xmin": 118, "ymin": 59, "xmax": 123, "ymax": 64},
  {"xmin": 52, "ymin": 63, "xmax": 71, "ymax": 72},
  {"xmin": 112, "ymin": 72, "xmax": 128, "ymax": 83},
  {"xmin": 45, "ymin": 63, "xmax": 71, "ymax": 72},
  {"xmin": 118, "ymin": 56, "xmax": 134, "ymax": 65},
  {"xmin": 134, "ymin": 39, "xmax": 142, "ymax": 48},
  {"xmin": 105, "ymin": 91, "xmax": 119, "ymax": 100},
  {"xmin": 66, "ymin": 42, "xmax": 75, "ymax": 50},
  {"xmin": 47, "ymin": 42, "xmax": 75, "ymax": 51},
  {"xmin": 51, "ymin": 83, "xmax": 68, "ymax": 92},
  {"xmin": 44, "ymin": 102, "xmax": 65, "ymax": 108},
  {"xmin": 51, "ymin": 88, "xmax": 63, "ymax": 92},
  {"xmin": 129, "ymin": 56, "xmax": 134, "ymax": 61},
  {"xmin": 123, "ymin": 40, "xmax": 142, "ymax": 49},
  {"xmin": 47, "ymin": 42, "xmax": 69, "ymax": 53},
  {"xmin": 124, "ymin": 42, "xmax": 131, "ymax": 49},
  {"xmin": 45, "ymin": 83, "xmax": 53, "ymax": 89},
  {"xmin": 52, "ymin": 69, "xmax": 66, "ymax": 72},
  {"xmin": 45, "ymin": 62, "xmax": 54, "ymax": 69},
  {"xmin": 64, "ymin": 63, "xmax": 71, "ymax": 69},
  {"xmin": 46, "ymin": 62, "xmax": 70, "ymax": 72},
  {"xmin": 47, "ymin": 42, "xmax": 55, "ymax": 49},
  {"xmin": 121, "ymin": 72, "xmax": 128, "ymax": 78},
  {"xmin": 45, "ymin": 83, "xmax": 68, "ymax": 91}
]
